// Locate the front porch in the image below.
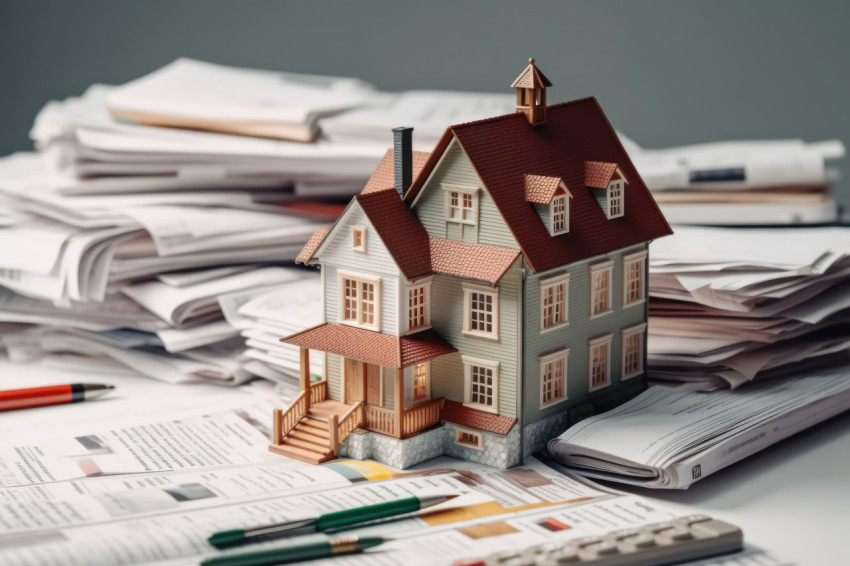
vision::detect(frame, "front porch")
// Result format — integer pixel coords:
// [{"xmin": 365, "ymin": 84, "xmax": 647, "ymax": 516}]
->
[{"xmin": 270, "ymin": 323, "xmax": 455, "ymax": 464}]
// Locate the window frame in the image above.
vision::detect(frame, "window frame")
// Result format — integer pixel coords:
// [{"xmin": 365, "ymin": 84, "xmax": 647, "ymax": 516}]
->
[
  {"xmin": 588, "ymin": 260, "xmax": 614, "ymax": 319},
  {"xmin": 337, "ymin": 270, "xmax": 382, "ymax": 331},
  {"xmin": 539, "ymin": 272, "xmax": 570, "ymax": 333},
  {"xmin": 588, "ymin": 334, "xmax": 613, "ymax": 392},
  {"xmin": 539, "ymin": 347, "xmax": 570, "ymax": 408},
  {"xmin": 412, "ymin": 361, "xmax": 431, "ymax": 402},
  {"xmin": 406, "ymin": 279, "xmax": 432, "ymax": 334},
  {"xmin": 453, "ymin": 425, "xmax": 485, "ymax": 451},
  {"xmin": 623, "ymin": 250, "xmax": 647, "ymax": 308},
  {"xmin": 607, "ymin": 179, "xmax": 625, "ymax": 219},
  {"xmin": 462, "ymin": 283, "xmax": 499, "ymax": 340},
  {"xmin": 621, "ymin": 323, "xmax": 647, "ymax": 380},
  {"xmin": 442, "ymin": 183, "xmax": 479, "ymax": 226},
  {"xmin": 550, "ymin": 193, "xmax": 569, "ymax": 235},
  {"xmin": 351, "ymin": 226, "xmax": 366, "ymax": 253},
  {"xmin": 462, "ymin": 356, "xmax": 499, "ymax": 414}
]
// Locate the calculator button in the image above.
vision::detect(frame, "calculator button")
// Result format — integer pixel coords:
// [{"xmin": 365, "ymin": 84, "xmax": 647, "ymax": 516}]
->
[
  {"xmin": 665, "ymin": 526, "xmax": 693, "ymax": 541},
  {"xmin": 591, "ymin": 541, "xmax": 618, "ymax": 555},
  {"xmin": 628, "ymin": 534, "xmax": 657, "ymax": 548},
  {"xmin": 548, "ymin": 549, "xmax": 580, "ymax": 564},
  {"xmin": 676, "ymin": 514, "xmax": 711, "ymax": 526}
]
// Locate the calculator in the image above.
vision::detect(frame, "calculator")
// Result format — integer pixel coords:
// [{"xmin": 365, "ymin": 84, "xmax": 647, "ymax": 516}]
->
[{"xmin": 454, "ymin": 514, "xmax": 743, "ymax": 566}]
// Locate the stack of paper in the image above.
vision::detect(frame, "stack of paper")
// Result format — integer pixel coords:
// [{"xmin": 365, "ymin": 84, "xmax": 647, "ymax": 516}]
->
[
  {"xmin": 648, "ymin": 226, "xmax": 850, "ymax": 390},
  {"xmin": 621, "ymin": 134, "xmax": 846, "ymax": 225},
  {"xmin": 549, "ymin": 363, "xmax": 850, "ymax": 488}
]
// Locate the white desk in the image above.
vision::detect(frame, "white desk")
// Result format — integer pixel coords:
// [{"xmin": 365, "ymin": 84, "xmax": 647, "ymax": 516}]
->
[{"xmin": 1, "ymin": 358, "xmax": 848, "ymax": 565}]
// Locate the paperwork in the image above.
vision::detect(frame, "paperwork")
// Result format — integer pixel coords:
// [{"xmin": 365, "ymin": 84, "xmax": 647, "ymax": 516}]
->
[
  {"xmin": 647, "ymin": 226, "xmax": 850, "ymax": 390},
  {"xmin": 549, "ymin": 363, "xmax": 850, "ymax": 489}
]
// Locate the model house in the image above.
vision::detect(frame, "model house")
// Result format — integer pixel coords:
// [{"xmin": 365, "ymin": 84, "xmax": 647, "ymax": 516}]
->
[{"xmin": 270, "ymin": 59, "xmax": 672, "ymax": 469}]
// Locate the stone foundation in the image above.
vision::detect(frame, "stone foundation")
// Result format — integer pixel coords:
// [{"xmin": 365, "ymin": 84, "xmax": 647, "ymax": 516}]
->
[{"xmin": 521, "ymin": 410, "xmax": 570, "ymax": 459}]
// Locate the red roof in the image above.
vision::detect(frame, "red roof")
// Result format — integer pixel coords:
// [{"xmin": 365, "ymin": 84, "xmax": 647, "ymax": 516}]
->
[
  {"xmin": 296, "ymin": 227, "xmax": 330, "ymax": 265},
  {"xmin": 430, "ymin": 237, "xmax": 520, "ymax": 285},
  {"xmin": 361, "ymin": 149, "xmax": 431, "ymax": 194},
  {"xmin": 510, "ymin": 58, "xmax": 552, "ymax": 89},
  {"xmin": 280, "ymin": 323, "xmax": 456, "ymax": 368},
  {"xmin": 584, "ymin": 161, "xmax": 622, "ymax": 189},
  {"xmin": 355, "ymin": 188, "xmax": 432, "ymax": 281},
  {"xmin": 405, "ymin": 98, "xmax": 672, "ymax": 273},
  {"xmin": 441, "ymin": 400, "xmax": 516, "ymax": 435},
  {"xmin": 524, "ymin": 174, "xmax": 567, "ymax": 204}
]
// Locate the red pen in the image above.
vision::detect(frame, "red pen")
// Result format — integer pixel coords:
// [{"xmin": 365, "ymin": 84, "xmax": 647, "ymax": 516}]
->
[{"xmin": 0, "ymin": 384, "xmax": 115, "ymax": 411}]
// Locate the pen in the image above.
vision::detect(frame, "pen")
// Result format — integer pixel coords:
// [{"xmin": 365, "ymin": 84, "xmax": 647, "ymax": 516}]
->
[
  {"xmin": 209, "ymin": 493, "xmax": 457, "ymax": 548},
  {"xmin": 0, "ymin": 383, "xmax": 115, "ymax": 411},
  {"xmin": 202, "ymin": 535, "xmax": 389, "ymax": 566}
]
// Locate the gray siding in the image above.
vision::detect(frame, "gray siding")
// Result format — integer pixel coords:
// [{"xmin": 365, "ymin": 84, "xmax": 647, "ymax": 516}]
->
[
  {"xmin": 413, "ymin": 138, "xmax": 517, "ymax": 249},
  {"xmin": 522, "ymin": 243, "xmax": 649, "ymax": 425},
  {"xmin": 319, "ymin": 203, "xmax": 403, "ymax": 336},
  {"xmin": 429, "ymin": 259, "xmax": 522, "ymax": 419}
]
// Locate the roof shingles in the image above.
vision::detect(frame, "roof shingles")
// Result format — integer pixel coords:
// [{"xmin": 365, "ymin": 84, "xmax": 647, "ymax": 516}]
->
[
  {"xmin": 430, "ymin": 237, "xmax": 520, "ymax": 285},
  {"xmin": 441, "ymin": 400, "xmax": 516, "ymax": 435},
  {"xmin": 296, "ymin": 227, "xmax": 330, "ymax": 265}
]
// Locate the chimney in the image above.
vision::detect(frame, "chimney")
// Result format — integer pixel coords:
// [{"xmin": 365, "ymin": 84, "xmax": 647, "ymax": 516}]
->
[{"xmin": 393, "ymin": 127, "xmax": 413, "ymax": 198}]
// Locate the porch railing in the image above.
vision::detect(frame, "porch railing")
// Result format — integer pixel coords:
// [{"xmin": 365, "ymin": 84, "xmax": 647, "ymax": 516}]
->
[
  {"xmin": 310, "ymin": 379, "xmax": 328, "ymax": 404},
  {"xmin": 272, "ymin": 390, "xmax": 308, "ymax": 445},
  {"xmin": 403, "ymin": 397, "xmax": 444, "ymax": 437},
  {"xmin": 366, "ymin": 405, "xmax": 397, "ymax": 437},
  {"xmin": 330, "ymin": 401, "xmax": 365, "ymax": 455}
]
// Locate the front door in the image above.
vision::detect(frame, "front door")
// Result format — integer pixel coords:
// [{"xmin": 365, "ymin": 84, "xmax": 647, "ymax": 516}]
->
[
  {"xmin": 366, "ymin": 364, "xmax": 382, "ymax": 406},
  {"xmin": 345, "ymin": 359, "xmax": 364, "ymax": 403}
]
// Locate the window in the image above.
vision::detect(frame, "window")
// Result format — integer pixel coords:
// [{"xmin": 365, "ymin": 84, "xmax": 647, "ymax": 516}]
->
[
  {"xmin": 589, "ymin": 261, "xmax": 613, "ymax": 318},
  {"xmin": 338, "ymin": 272, "xmax": 381, "ymax": 330},
  {"xmin": 540, "ymin": 348, "xmax": 569, "ymax": 407},
  {"xmin": 623, "ymin": 251, "xmax": 647, "ymax": 307},
  {"xmin": 540, "ymin": 273, "xmax": 569, "ymax": 331},
  {"xmin": 550, "ymin": 194, "xmax": 569, "ymax": 235},
  {"xmin": 442, "ymin": 184, "xmax": 478, "ymax": 225},
  {"xmin": 407, "ymin": 280, "xmax": 431, "ymax": 332},
  {"xmin": 588, "ymin": 334, "xmax": 613, "ymax": 391},
  {"xmin": 351, "ymin": 226, "xmax": 366, "ymax": 252},
  {"xmin": 463, "ymin": 356, "xmax": 499, "ymax": 413},
  {"xmin": 454, "ymin": 426, "xmax": 484, "ymax": 450},
  {"xmin": 607, "ymin": 180, "xmax": 624, "ymax": 219},
  {"xmin": 462, "ymin": 283, "xmax": 499, "ymax": 339},
  {"xmin": 622, "ymin": 323, "xmax": 647, "ymax": 379},
  {"xmin": 413, "ymin": 362, "xmax": 429, "ymax": 401}
]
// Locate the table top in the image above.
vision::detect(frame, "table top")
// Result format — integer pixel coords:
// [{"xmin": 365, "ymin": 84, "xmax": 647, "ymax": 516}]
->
[{"xmin": 2, "ymin": 358, "xmax": 847, "ymax": 565}]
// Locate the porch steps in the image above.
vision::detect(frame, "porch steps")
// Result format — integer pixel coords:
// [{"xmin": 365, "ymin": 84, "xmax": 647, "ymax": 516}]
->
[{"xmin": 269, "ymin": 410, "xmax": 337, "ymax": 464}]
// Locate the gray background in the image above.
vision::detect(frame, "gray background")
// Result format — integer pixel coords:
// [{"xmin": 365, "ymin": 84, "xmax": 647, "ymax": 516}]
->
[{"xmin": 1, "ymin": 0, "xmax": 848, "ymax": 211}]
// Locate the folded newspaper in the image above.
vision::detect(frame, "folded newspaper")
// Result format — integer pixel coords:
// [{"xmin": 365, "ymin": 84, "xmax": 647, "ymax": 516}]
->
[{"xmin": 548, "ymin": 363, "xmax": 850, "ymax": 489}]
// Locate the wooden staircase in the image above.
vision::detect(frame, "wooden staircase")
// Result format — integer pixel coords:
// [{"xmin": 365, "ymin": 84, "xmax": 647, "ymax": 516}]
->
[{"xmin": 269, "ymin": 398, "xmax": 361, "ymax": 465}]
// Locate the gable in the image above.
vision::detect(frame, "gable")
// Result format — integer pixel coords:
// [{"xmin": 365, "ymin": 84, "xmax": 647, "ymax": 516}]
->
[
  {"xmin": 314, "ymin": 200, "xmax": 400, "ymax": 276},
  {"xmin": 405, "ymin": 97, "xmax": 672, "ymax": 273}
]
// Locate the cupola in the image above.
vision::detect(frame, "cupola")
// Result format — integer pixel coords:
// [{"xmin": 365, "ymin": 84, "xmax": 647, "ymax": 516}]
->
[{"xmin": 511, "ymin": 57, "xmax": 552, "ymax": 126}]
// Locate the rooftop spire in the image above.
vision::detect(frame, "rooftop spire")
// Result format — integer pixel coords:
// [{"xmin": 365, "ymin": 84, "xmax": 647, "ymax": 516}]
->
[{"xmin": 511, "ymin": 57, "xmax": 552, "ymax": 126}]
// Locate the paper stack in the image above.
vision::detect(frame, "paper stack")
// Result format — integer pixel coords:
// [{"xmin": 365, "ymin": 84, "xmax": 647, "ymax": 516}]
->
[
  {"xmin": 549, "ymin": 363, "xmax": 850, "ymax": 489},
  {"xmin": 621, "ymin": 135, "xmax": 846, "ymax": 225},
  {"xmin": 647, "ymin": 226, "xmax": 850, "ymax": 390}
]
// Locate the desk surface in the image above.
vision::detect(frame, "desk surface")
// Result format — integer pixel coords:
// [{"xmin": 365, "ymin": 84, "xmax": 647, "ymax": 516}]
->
[{"xmin": 1, "ymin": 358, "xmax": 848, "ymax": 566}]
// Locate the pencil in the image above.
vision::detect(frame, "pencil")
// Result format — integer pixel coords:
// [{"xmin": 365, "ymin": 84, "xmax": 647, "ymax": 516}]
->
[
  {"xmin": 202, "ymin": 535, "xmax": 389, "ymax": 566},
  {"xmin": 0, "ymin": 383, "xmax": 115, "ymax": 411}
]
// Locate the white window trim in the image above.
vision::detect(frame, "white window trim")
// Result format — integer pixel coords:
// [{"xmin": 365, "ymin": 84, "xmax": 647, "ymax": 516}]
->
[
  {"xmin": 622, "ymin": 250, "xmax": 647, "ymax": 308},
  {"xmin": 588, "ymin": 334, "xmax": 613, "ymax": 392},
  {"xmin": 606, "ymin": 179, "xmax": 625, "ymax": 219},
  {"xmin": 549, "ymin": 192, "xmax": 570, "ymax": 236},
  {"xmin": 453, "ymin": 425, "xmax": 485, "ymax": 451},
  {"xmin": 411, "ymin": 361, "xmax": 431, "ymax": 404},
  {"xmin": 462, "ymin": 282, "xmax": 500, "ymax": 340},
  {"xmin": 442, "ymin": 183, "xmax": 480, "ymax": 226},
  {"xmin": 405, "ymin": 279, "xmax": 432, "ymax": 334},
  {"xmin": 539, "ymin": 272, "xmax": 570, "ymax": 333},
  {"xmin": 588, "ymin": 260, "xmax": 614, "ymax": 319},
  {"xmin": 621, "ymin": 323, "xmax": 647, "ymax": 380},
  {"xmin": 337, "ymin": 270, "xmax": 381, "ymax": 331},
  {"xmin": 539, "ymin": 347, "xmax": 570, "ymax": 409},
  {"xmin": 351, "ymin": 225, "xmax": 366, "ymax": 253},
  {"xmin": 462, "ymin": 355, "xmax": 500, "ymax": 414}
]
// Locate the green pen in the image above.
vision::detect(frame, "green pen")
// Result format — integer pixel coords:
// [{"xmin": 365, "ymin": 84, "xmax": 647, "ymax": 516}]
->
[
  {"xmin": 201, "ymin": 534, "xmax": 389, "ymax": 566},
  {"xmin": 209, "ymin": 494, "xmax": 457, "ymax": 548}
]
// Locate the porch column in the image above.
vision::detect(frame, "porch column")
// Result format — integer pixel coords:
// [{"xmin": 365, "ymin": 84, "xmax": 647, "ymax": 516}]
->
[
  {"xmin": 395, "ymin": 367, "xmax": 404, "ymax": 438},
  {"xmin": 300, "ymin": 348, "xmax": 311, "ymax": 411}
]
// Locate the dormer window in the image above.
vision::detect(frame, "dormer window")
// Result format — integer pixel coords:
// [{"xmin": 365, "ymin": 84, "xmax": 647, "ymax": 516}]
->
[
  {"xmin": 607, "ymin": 180, "xmax": 624, "ymax": 219},
  {"xmin": 442, "ymin": 184, "xmax": 479, "ymax": 225},
  {"xmin": 525, "ymin": 174, "xmax": 571, "ymax": 236},
  {"xmin": 351, "ymin": 226, "xmax": 366, "ymax": 252},
  {"xmin": 551, "ymin": 194, "xmax": 569, "ymax": 234}
]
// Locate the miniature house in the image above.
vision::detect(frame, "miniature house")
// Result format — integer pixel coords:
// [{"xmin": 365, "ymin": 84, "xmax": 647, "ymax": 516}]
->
[{"xmin": 270, "ymin": 58, "xmax": 672, "ymax": 469}]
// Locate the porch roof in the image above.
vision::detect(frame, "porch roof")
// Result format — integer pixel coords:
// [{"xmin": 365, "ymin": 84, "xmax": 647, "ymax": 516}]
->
[
  {"xmin": 280, "ymin": 323, "xmax": 457, "ymax": 368},
  {"xmin": 441, "ymin": 400, "xmax": 517, "ymax": 435}
]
